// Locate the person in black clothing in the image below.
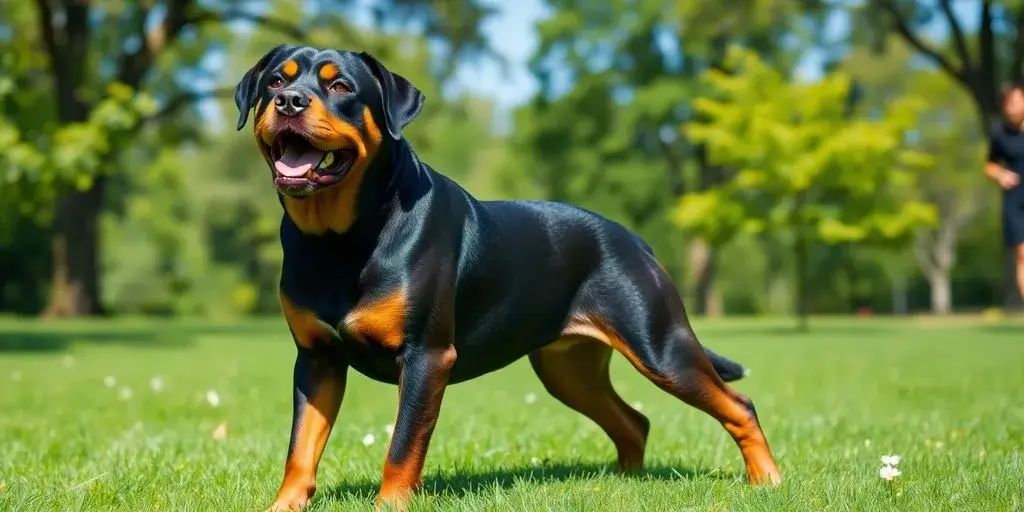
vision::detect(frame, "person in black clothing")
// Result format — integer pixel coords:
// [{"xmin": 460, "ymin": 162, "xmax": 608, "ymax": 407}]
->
[{"xmin": 985, "ymin": 83, "xmax": 1024, "ymax": 305}]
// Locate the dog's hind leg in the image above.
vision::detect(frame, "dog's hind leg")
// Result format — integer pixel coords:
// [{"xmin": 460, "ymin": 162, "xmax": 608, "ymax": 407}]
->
[
  {"xmin": 529, "ymin": 336, "xmax": 649, "ymax": 471},
  {"xmin": 637, "ymin": 330, "xmax": 782, "ymax": 485},
  {"xmin": 563, "ymin": 311, "xmax": 781, "ymax": 485}
]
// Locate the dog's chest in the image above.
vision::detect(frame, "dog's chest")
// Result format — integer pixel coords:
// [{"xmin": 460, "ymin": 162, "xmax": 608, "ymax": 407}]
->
[
  {"xmin": 280, "ymin": 290, "xmax": 404, "ymax": 350},
  {"xmin": 286, "ymin": 296, "xmax": 404, "ymax": 383},
  {"xmin": 279, "ymin": 224, "xmax": 396, "ymax": 348}
]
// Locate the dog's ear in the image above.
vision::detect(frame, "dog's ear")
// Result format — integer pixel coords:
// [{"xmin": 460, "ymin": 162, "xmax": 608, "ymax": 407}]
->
[
  {"xmin": 234, "ymin": 44, "xmax": 290, "ymax": 131},
  {"xmin": 357, "ymin": 52, "xmax": 426, "ymax": 140}
]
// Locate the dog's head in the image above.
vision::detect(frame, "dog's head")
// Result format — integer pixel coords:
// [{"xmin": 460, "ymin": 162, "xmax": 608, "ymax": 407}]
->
[{"xmin": 234, "ymin": 45, "xmax": 425, "ymax": 197}]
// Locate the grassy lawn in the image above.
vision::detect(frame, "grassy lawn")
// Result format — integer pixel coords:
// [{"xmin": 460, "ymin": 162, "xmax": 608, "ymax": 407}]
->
[{"xmin": 1, "ymin": 317, "xmax": 1022, "ymax": 511}]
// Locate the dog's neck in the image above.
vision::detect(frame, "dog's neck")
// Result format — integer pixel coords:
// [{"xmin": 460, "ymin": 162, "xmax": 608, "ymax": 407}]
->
[{"xmin": 279, "ymin": 138, "xmax": 429, "ymax": 240}]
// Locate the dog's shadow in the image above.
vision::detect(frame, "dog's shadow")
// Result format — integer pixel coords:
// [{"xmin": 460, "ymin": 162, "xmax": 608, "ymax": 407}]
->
[{"xmin": 322, "ymin": 461, "xmax": 739, "ymax": 502}]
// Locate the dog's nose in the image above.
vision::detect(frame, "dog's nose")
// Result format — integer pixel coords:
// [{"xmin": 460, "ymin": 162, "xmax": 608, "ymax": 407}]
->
[{"xmin": 274, "ymin": 90, "xmax": 310, "ymax": 116}]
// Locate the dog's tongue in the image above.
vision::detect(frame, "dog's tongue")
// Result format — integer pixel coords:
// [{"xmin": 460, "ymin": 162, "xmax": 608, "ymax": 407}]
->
[{"xmin": 274, "ymin": 146, "xmax": 324, "ymax": 177}]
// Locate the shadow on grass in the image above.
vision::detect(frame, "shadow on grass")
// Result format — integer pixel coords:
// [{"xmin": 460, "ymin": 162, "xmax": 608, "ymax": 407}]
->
[
  {"xmin": 0, "ymin": 317, "xmax": 297, "ymax": 353},
  {"xmin": 0, "ymin": 317, "xmax": 296, "ymax": 354},
  {"xmin": 323, "ymin": 462, "xmax": 739, "ymax": 501},
  {"xmin": 0, "ymin": 328, "xmax": 196, "ymax": 353}
]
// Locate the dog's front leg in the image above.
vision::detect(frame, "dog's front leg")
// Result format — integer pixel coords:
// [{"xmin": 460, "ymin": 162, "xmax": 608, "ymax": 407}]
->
[
  {"xmin": 375, "ymin": 345, "xmax": 457, "ymax": 511},
  {"xmin": 268, "ymin": 347, "xmax": 348, "ymax": 512}
]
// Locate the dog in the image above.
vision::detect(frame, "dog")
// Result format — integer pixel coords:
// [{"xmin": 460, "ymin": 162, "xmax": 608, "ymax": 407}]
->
[{"xmin": 233, "ymin": 44, "xmax": 782, "ymax": 511}]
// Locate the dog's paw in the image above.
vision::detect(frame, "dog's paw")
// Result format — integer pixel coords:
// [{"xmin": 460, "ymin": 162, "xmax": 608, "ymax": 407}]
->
[
  {"xmin": 374, "ymin": 489, "xmax": 414, "ymax": 512},
  {"xmin": 264, "ymin": 500, "xmax": 307, "ymax": 512},
  {"xmin": 265, "ymin": 492, "xmax": 311, "ymax": 512}
]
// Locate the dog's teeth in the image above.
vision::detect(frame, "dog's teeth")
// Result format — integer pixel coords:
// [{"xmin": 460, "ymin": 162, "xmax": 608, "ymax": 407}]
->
[{"xmin": 319, "ymin": 152, "xmax": 335, "ymax": 169}]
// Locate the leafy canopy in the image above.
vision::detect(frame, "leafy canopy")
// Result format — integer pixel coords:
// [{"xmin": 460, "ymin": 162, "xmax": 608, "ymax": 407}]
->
[{"xmin": 675, "ymin": 46, "xmax": 937, "ymax": 247}]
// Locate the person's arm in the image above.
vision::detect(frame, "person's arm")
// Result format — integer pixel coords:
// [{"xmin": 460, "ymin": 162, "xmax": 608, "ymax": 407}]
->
[
  {"xmin": 985, "ymin": 161, "xmax": 1012, "ymax": 181},
  {"xmin": 985, "ymin": 135, "xmax": 1020, "ymax": 190}
]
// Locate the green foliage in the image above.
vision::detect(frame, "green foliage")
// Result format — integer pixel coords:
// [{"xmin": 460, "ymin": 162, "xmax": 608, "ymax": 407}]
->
[
  {"xmin": 0, "ymin": 80, "xmax": 157, "ymax": 229},
  {"xmin": 677, "ymin": 46, "xmax": 938, "ymax": 249}
]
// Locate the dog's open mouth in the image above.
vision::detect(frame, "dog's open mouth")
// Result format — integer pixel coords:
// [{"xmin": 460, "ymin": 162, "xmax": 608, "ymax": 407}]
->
[{"xmin": 270, "ymin": 131, "xmax": 357, "ymax": 194}]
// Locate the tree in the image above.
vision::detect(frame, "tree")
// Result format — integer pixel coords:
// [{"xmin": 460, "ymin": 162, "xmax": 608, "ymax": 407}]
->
[
  {"xmin": 677, "ymin": 46, "xmax": 937, "ymax": 329},
  {"xmin": 868, "ymin": 0, "xmax": 1024, "ymax": 308}
]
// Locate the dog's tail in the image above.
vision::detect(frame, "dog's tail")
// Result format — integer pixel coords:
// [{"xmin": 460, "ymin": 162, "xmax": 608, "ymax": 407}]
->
[{"xmin": 704, "ymin": 348, "xmax": 748, "ymax": 382}]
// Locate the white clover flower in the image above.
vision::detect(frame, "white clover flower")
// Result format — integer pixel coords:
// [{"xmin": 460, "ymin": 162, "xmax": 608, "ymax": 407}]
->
[
  {"xmin": 119, "ymin": 387, "xmax": 133, "ymax": 400},
  {"xmin": 880, "ymin": 454, "xmax": 901, "ymax": 466},
  {"xmin": 362, "ymin": 433, "xmax": 376, "ymax": 446},
  {"xmin": 879, "ymin": 464, "xmax": 901, "ymax": 481},
  {"xmin": 524, "ymin": 393, "xmax": 538, "ymax": 405},
  {"xmin": 205, "ymin": 390, "xmax": 221, "ymax": 407},
  {"xmin": 104, "ymin": 376, "xmax": 116, "ymax": 388}
]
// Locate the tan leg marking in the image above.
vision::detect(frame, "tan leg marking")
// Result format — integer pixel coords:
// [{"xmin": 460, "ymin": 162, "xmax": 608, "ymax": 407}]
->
[{"xmin": 531, "ymin": 336, "xmax": 649, "ymax": 470}]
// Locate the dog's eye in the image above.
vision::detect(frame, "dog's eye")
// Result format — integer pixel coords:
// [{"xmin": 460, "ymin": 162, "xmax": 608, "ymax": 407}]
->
[
  {"xmin": 329, "ymin": 81, "xmax": 351, "ymax": 94},
  {"xmin": 268, "ymin": 77, "xmax": 285, "ymax": 89}
]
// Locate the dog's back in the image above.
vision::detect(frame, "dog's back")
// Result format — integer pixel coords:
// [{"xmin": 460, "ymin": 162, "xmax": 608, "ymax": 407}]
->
[{"xmin": 427, "ymin": 173, "xmax": 748, "ymax": 382}]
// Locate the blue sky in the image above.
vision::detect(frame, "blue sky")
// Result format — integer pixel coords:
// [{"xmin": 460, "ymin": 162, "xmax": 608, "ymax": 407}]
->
[{"xmin": 445, "ymin": 0, "xmax": 548, "ymax": 112}]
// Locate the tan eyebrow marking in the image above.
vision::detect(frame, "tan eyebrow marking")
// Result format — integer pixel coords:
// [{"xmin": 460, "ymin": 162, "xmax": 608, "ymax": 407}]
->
[{"xmin": 282, "ymin": 59, "xmax": 299, "ymax": 78}]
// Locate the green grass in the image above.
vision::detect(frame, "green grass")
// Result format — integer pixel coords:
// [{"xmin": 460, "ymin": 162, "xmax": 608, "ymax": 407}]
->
[{"xmin": 1, "ymin": 317, "xmax": 1022, "ymax": 511}]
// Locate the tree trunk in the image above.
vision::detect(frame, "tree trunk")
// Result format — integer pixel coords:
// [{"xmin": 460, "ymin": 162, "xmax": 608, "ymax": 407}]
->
[
  {"xmin": 43, "ymin": 179, "xmax": 107, "ymax": 317},
  {"xmin": 688, "ymin": 240, "xmax": 721, "ymax": 317},
  {"xmin": 891, "ymin": 272, "xmax": 908, "ymax": 316},
  {"xmin": 926, "ymin": 270, "xmax": 952, "ymax": 315},
  {"xmin": 688, "ymin": 142, "xmax": 724, "ymax": 317},
  {"xmin": 36, "ymin": 0, "xmax": 108, "ymax": 317}
]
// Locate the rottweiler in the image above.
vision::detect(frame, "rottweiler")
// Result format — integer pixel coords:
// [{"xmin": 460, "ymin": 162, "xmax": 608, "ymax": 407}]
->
[{"xmin": 233, "ymin": 44, "xmax": 782, "ymax": 511}]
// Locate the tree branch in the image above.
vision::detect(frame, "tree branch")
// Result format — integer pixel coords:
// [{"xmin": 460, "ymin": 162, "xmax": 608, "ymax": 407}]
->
[
  {"xmin": 876, "ymin": 0, "xmax": 970, "ymax": 87},
  {"xmin": 117, "ymin": 0, "xmax": 196, "ymax": 88},
  {"xmin": 939, "ymin": 0, "xmax": 974, "ymax": 72},
  {"xmin": 935, "ymin": 221, "xmax": 958, "ymax": 270},
  {"xmin": 34, "ymin": 0, "xmax": 59, "ymax": 66},
  {"xmin": 140, "ymin": 87, "xmax": 234, "ymax": 126},
  {"xmin": 186, "ymin": 9, "xmax": 305, "ymax": 40},
  {"xmin": 913, "ymin": 230, "xmax": 939, "ymax": 275},
  {"xmin": 979, "ymin": 0, "xmax": 997, "ymax": 110},
  {"xmin": 1011, "ymin": 4, "xmax": 1024, "ymax": 81},
  {"xmin": 950, "ymin": 188, "xmax": 985, "ymax": 232},
  {"xmin": 117, "ymin": 3, "xmax": 305, "ymax": 92}
]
